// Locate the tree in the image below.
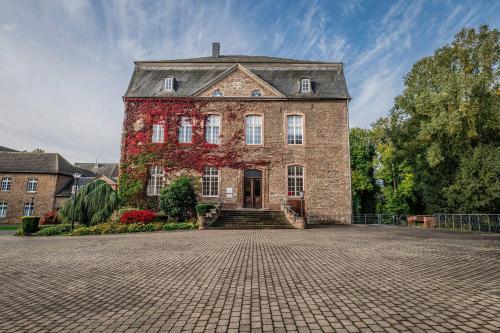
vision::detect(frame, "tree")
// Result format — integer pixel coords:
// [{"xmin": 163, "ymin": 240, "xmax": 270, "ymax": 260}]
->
[
  {"xmin": 59, "ymin": 179, "xmax": 121, "ymax": 226},
  {"xmin": 377, "ymin": 25, "xmax": 499, "ymax": 213},
  {"xmin": 159, "ymin": 176, "xmax": 197, "ymax": 221},
  {"xmin": 349, "ymin": 128, "xmax": 377, "ymax": 214}
]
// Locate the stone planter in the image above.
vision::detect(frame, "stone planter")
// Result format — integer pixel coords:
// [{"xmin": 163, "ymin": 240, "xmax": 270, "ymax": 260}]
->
[{"xmin": 197, "ymin": 216, "xmax": 209, "ymax": 230}]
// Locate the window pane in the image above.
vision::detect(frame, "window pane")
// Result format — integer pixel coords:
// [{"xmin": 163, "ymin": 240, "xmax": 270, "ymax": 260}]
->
[
  {"xmin": 205, "ymin": 115, "xmax": 220, "ymax": 144},
  {"xmin": 287, "ymin": 115, "xmax": 303, "ymax": 144},
  {"xmin": 246, "ymin": 115, "xmax": 262, "ymax": 145}
]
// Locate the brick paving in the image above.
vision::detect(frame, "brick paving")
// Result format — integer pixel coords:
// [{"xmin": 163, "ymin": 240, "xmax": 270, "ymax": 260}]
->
[{"xmin": 0, "ymin": 225, "xmax": 499, "ymax": 333}]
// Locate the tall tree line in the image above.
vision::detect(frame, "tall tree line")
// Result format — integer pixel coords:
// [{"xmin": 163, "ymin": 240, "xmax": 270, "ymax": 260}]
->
[{"xmin": 350, "ymin": 25, "xmax": 499, "ymax": 215}]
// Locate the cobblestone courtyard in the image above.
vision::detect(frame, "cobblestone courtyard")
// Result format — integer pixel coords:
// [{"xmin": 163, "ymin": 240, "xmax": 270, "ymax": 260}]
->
[{"xmin": 0, "ymin": 226, "xmax": 499, "ymax": 333}]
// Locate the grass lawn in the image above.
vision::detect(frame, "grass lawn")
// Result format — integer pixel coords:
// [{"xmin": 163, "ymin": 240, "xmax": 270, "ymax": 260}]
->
[{"xmin": 0, "ymin": 225, "xmax": 19, "ymax": 230}]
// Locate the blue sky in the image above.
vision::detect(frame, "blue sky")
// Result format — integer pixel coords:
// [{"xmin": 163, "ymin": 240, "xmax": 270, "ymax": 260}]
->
[{"xmin": 0, "ymin": 0, "xmax": 498, "ymax": 162}]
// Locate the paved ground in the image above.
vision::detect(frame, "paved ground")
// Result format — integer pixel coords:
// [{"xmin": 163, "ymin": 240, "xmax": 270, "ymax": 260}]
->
[{"xmin": 0, "ymin": 225, "xmax": 499, "ymax": 333}]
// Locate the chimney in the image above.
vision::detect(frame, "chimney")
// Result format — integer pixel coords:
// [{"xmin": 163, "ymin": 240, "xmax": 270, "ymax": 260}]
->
[{"xmin": 212, "ymin": 42, "xmax": 220, "ymax": 57}]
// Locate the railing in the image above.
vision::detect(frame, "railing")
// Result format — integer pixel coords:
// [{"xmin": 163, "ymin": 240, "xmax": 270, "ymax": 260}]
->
[
  {"xmin": 352, "ymin": 214, "xmax": 500, "ymax": 233},
  {"xmin": 280, "ymin": 198, "xmax": 299, "ymax": 223}
]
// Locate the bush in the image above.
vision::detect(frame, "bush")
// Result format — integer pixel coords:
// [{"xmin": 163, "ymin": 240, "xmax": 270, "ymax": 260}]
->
[
  {"xmin": 40, "ymin": 211, "xmax": 59, "ymax": 225},
  {"xmin": 196, "ymin": 204, "xmax": 215, "ymax": 217},
  {"xmin": 159, "ymin": 176, "xmax": 197, "ymax": 221},
  {"xmin": 20, "ymin": 216, "xmax": 40, "ymax": 235},
  {"xmin": 69, "ymin": 222, "xmax": 195, "ymax": 236},
  {"xmin": 36, "ymin": 224, "xmax": 71, "ymax": 236},
  {"xmin": 119, "ymin": 210, "xmax": 157, "ymax": 224}
]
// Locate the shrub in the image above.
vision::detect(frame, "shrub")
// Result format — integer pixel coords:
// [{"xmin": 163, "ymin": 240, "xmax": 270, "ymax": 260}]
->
[
  {"xmin": 20, "ymin": 216, "xmax": 40, "ymax": 235},
  {"xmin": 196, "ymin": 204, "xmax": 215, "ymax": 217},
  {"xmin": 119, "ymin": 210, "xmax": 157, "ymax": 224},
  {"xmin": 40, "ymin": 211, "xmax": 59, "ymax": 225},
  {"xmin": 159, "ymin": 176, "xmax": 197, "ymax": 221},
  {"xmin": 36, "ymin": 224, "xmax": 71, "ymax": 236}
]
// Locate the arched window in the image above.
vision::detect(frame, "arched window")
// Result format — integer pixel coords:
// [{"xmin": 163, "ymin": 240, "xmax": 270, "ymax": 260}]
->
[
  {"xmin": 287, "ymin": 166, "xmax": 304, "ymax": 197},
  {"xmin": 212, "ymin": 89, "xmax": 223, "ymax": 97},
  {"xmin": 245, "ymin": 115, "xmax": 262, "ymax": 145},
  {"xmin": 178, "ymin": 117, "xmax": 192, "ymax": 143},
  {"xmin": 251, "ymin": 90, "xmax": 262, "ymax": 97},
  {"xmin": 287, "ymin": 115, "xmax": 303, "ymax": 144},
  {"xmin": 205, "ymin": 115, "xmax": 220, "ymax": 144}
]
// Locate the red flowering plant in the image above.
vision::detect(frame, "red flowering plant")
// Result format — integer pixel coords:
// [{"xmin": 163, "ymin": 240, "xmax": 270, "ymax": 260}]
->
[
  {"xmin": 119, "ymin": 210, "xmax": 157, "ymax": 224},
  {"xmin": 119, "ymin": 98, "xmax": 268, "ymax": 209}
]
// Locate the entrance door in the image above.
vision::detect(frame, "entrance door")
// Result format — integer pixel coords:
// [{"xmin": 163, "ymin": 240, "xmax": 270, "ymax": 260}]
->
[{"xmin": 243, "ymin": 170, "xmax": 262, "ymax": 208}]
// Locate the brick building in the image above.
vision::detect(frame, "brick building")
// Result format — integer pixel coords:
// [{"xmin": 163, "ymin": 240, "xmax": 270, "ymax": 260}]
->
[
  {"xmin": 0, "ymin": 151, "xmax": 118, "ymax": 223},
  {"xmin": 121, "ymin": 43, "xmax": 352, "ymax": 223}
]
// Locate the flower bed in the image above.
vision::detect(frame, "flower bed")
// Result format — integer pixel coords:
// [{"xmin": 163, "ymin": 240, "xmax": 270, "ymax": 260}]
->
[{"xmin": 71, "ymin": 222, "xmax": 196, "ymax": 236}]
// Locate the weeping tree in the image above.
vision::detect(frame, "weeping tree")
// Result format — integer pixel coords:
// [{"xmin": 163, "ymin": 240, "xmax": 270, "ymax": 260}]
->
[{"xmin": 59, "ymin": 179, "xmax": 121, "ymax": 226}]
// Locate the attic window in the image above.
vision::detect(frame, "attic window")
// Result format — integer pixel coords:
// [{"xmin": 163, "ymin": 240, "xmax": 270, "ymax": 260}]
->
[
  {"xmin": 301, "ymin": 79, "xmax": 311, "ymax": 93},
  {"xmin": 212, "ymin": 89, "xmax": 223, "ymax": 97},
  {"xmin": 251, "ymin": 90, "xmax": 262, "ymax": 97},
  {"xmin": 164, "ymin": 78, "xmax": 174, "ymax": 92}
]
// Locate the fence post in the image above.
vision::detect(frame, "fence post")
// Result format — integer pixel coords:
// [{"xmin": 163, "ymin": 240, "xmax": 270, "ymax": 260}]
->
[
  {"xmin": 452, "ymin": 215, "xmax": 455, "ymax": 230},
  {"xmin": 364, "ymin": 214, "xmax": 367, "ymax": 224}
]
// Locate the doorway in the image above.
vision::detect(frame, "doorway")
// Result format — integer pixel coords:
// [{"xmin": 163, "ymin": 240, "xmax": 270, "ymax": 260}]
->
[{"xmin": 243, "ymin": 169, "xmax": 262, "ymax": 208}]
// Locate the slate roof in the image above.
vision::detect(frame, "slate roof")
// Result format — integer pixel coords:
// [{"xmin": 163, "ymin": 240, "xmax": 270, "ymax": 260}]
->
[
  {"xmin": 0, "ymin": 152, "xmax": 88, "ymax": 176},
  {"xmin": 125, "ymin": 55, "xmax": 350, "ymax": 99},
  {"xmin": 74, "ymin": 163, "xmax": 119, "ymax": 180},
  {"xmin": 0, "ymin": 146, "xmax": 18, "ymax": 152}
]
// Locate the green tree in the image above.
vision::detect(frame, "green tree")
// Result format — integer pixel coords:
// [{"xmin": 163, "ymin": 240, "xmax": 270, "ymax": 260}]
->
[
  {"xmin": 59, "ymin": 179, "xmax": 121, "ymax": 226},
  {"xmin": 350, "ymin": 128, "xmax": 377, "ymax": 214},
  {"xmin": 381, "ymin": 25, "xmax": 499, "ymax": 213},
  {"xmin": 159, "ymin": 176, "xmax": 197, "ymax": 221}
]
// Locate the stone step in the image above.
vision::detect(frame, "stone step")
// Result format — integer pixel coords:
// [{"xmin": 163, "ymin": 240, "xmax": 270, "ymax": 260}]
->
[
  {"xmin": 211, "ymin": 210, "xmax": 294, "ymax": 229},
  {"xmin": 210, "ymin": 225, "xmax": 295, "ymax": 229}
]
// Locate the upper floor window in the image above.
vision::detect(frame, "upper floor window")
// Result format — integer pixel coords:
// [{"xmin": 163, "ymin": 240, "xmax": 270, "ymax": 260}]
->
[
  {"xmin": 0, "ymin": 202, "xmax": 7, "ymax": 218},
  {"xmin": 152, "ymin": 124, "xmax": 165, "ymax": 143},
  {"xmin": 27, "ymin": 178, "xmax": 37, "ymax": 193},
  {"xmin": 202, "ymin": 167, "xmax": 219, "ymax": 197},
  {"xmin": 71, "ymin": 185, "xmax": 82, "ymax": 195},
  {"xmin": 1, "ymin": 177, "xmax": 11, "ymax": 191},
  {"xmin": 205, "ymin": 115, "xmax": 220, "ymax": 144},
  {"xmin": 23, "ymin": 202, "xmax": 34, "ymax": 217},
  {"xmin": 301, "ymin": 79, "xmax": 311, "ymax": 93},
  {"xmin": 178, "ymin": 117, "xmax": 192, "ymax": 143},
  {"xmin": 245, "ymin": 115, "xmax": 262, "ymax": 145},
  {"xmin": 287, "ymin": 166, "xmax": 304, "ymax": 197},
  {"xmin": 251, "ymin": 90, "xmax": 262, "ymax": 97},
  {"xmin": 212, "ymin": 89, "xmax": 223, "ymax": 97},
  {"xmin": 164, "ymin": 78, "xmax": 174, "ymax": 92},
  {"xmin": 287, "ymin": 115, "xmax": 303, "ymax": 144},
  {"xmin": 146, "ymin": 165, "xmax": 164, "ymax": 196}
]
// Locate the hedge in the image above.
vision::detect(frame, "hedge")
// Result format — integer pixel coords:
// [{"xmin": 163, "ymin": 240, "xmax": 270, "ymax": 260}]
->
[
  {"xmin": 70, "ymin": 222, "xmax": 196, "ymax": 236},
  {"xmin": 20, "ymin": 216, "xmax": 40, "ymax": 235},
  {"xmin": 195, "ymin": 204, "xmax": 215, "ymax": 216}
]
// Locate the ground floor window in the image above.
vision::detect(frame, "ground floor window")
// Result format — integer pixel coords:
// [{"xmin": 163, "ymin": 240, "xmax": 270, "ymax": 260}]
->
[
  {"xmin": 23, "ymin": 202, "xmax": 34, "ymax": 217},
  {"xmin": 202, "ymin": 167, "xmax": 219, "ymax": 197},
  {"xmin": 0, "ymin": 202, "xmax": 7, "ymax": 218},
  {"xmin": 147, "ymin": 165, "xmax": 164, "ymax": 196},
  {"xmin": 287, "ymin": 165, "xmax": 304, "ymax": 197}
]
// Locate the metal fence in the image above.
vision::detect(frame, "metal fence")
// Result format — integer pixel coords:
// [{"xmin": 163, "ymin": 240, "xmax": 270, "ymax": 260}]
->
[{"xmin": 352, "ymin": 214, "xmax": 500, "ymax": 233}]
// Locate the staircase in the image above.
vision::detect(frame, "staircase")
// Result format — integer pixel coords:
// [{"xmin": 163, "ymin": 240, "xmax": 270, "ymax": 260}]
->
[{"xmin": 210, "ymin": 210, "xmax": 295, "ymax": 229}]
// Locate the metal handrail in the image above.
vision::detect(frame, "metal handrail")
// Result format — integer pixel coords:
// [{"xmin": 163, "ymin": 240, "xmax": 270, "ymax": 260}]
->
[{"xmin": 280, "ymin": 198, "xmax": 299, "ymax": 223}]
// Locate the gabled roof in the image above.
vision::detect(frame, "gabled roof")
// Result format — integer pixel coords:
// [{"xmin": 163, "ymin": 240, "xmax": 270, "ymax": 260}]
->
[
  {"xmin": 74, "ymin": 163, "xmax": 119, "ymax": 180},
  {"xmin": 0, "ymin": 152, "xmax": 87, "ymax": 176},
  {"xmin": 125, "ymin": 55, "xmax": 350, "ymax": 100},
  {"xmin": 0, "ymin": 146, "xmax": 18, "ymax": 152},
  {"xmin": 191, "ymin": 64, "xmax": 286, "ymax": 97}
]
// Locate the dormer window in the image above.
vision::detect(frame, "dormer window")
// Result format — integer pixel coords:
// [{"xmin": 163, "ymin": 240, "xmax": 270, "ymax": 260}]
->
[
  {"xmin": 251, "ymin": 90, "xmax": 262, "ymax": 97},
  {"xmin": 212, "ymin": 89, "xmax": 223, "ymax": 97},
  {"xmin": 164, "ymin": 77, "xmax": 174, "ymax": 92},
  {"xmin": 301, "ymin": 79, "xmax": 311, "ymax": 93}
]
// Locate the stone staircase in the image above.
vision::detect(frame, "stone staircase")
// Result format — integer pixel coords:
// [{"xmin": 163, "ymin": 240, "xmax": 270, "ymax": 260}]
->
[{"xmin": 210, "ymin": 210, "xmax": 295, "ymax": 229}]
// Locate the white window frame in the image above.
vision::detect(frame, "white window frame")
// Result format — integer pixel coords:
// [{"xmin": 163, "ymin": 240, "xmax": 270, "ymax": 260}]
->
[
  {"xmin": 301, "ymin": 79, "xmax": 311, "ymax": 93},
  {"xmin": 287, "ymin": 115, "xmax": 303, "ymax": 145},
  {"xmin": 146, "ymin": 165, "xmax": 164, "ymax": 196},
  {"xmin": 71, "ymin": 185, "xmax": 82, "ymax": 195},
  {"xmin": 27, "ymin": 178, "xmax": 37, "ymax": 193},
  {"xmin": 178, "ymin": 117, "xmax": 193, "ymax": 143},
  {"xmin": 245, "ymin": 115, "xmax": 262, "ymax": 145},
  {"xmin": 152, "ymin": 124, "xmax": 165, "ymax": 143},
  {"xmin": 212, "ymin": 89, "xmax": 223, "ymax": 97},
  {"xmin": 205, "ymin": 115, "xmax": 220, "ymax": 144},
  {"xmin": 164, "ymin": 77, "xmax": 174, "ymax": 92},
  {"xmin": 287, "ymin": 166, "xmax": 304, "ymax": 197},
  {"xmin": 0, "ymin": 202, "xmax": 7, "ymax": 218},
  {"xmin": 202, "ymin": 167, "xmax": 219, "ymax": 197},
  {"xmin": 1, "ymin": 177, "xmax": 11, "ymax": 191},
  {"xmin": 23, "ymin": 202, "xmax": 34, "ymax": 217}
]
